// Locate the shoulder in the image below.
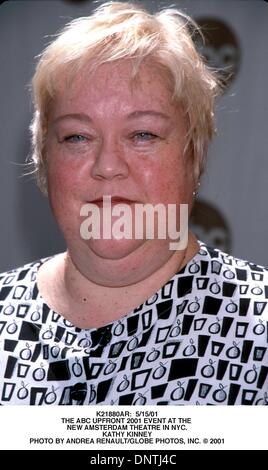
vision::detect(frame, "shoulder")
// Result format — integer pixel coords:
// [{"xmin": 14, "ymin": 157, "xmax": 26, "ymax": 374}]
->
[
  {"xmin": 0, "ymin": 256, "xmax": 53, "ymax": 302},
  {"xmin": 189, "ymin": 242, "xmax": 268, "ymax": 317},
  {"xmin": 197, "ymin": 242, "xmax": 268, "ymax": 282}
]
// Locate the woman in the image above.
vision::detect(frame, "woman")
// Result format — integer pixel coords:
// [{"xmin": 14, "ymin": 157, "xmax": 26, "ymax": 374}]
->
[{"xmin": 0, "ymin": 1, "xmax": 267, "ymax": 405}]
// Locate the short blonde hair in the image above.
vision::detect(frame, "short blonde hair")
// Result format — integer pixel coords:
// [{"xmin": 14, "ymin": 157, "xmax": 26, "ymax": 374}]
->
[{"xmin": 30, "ymin": 1, "xmax": 220, "ymax": 194}]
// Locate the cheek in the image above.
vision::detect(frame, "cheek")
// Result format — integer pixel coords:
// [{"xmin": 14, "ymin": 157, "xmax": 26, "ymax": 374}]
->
[
  {"xmin": 136, "ymin": 154, "xmax": 191, "ymax": 203},
  {"xmin": 47, "ymin": 172, "xmax": 83, "ymax": 240},
  {"xmin": 46, "ymin": 151, "xmax": 89, "ymax": 199},
  {"xmin": 46, "ymin": 153, "xmax": 89, "ymax": 234}
]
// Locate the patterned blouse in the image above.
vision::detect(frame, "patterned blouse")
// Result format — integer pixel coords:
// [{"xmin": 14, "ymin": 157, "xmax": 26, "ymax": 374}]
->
[{"xmin": 0, "ymin": 242, "xmax": 268, "ymax": 405}]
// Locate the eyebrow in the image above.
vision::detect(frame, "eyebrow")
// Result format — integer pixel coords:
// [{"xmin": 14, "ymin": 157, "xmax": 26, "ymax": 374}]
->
[
  {"xmin": 126, "ymin": 110, "xmax": 170, "ymax": 120},
  {"xmin": 52, "ymin": 113, "xmax": 92, "ymax": 124},
  {"xmin": 52, "ymin": 110, "xmax": 170, "ymax": 124}
]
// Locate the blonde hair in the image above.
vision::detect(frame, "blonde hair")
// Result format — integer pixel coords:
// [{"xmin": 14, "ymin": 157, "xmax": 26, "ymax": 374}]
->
[{"xmin": 30, "ymin": 1, "xmax": 220, "ymax": 194}]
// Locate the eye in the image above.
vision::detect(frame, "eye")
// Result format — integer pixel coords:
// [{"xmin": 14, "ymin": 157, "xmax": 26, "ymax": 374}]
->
[
  {"xmin": 132, "ymin": 132, "xmax": 159, "ymax": 141},
  {"xmin": 64, "ymin": 134, "xmax": 87, "ymax": 143}
]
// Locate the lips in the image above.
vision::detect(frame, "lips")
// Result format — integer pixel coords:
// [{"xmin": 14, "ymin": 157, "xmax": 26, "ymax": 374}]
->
[{"xmin": 89, "ymin": 196, "xmax": 137, "ymax": 206}]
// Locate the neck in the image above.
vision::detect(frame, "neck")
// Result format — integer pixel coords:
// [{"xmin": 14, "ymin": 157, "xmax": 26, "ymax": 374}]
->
[
  {"xmin": 37, "ymin": 232, "xmax": 200, "ymax": 328},
  {"xmin": 63, "ymin": 232, "xmax": 199, "ymax": 302}
]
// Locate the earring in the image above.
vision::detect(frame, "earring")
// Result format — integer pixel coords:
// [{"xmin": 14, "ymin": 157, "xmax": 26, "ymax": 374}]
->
[{"xmin": 193, "ymin": 182, "xmax": 201, "ymax": 197}]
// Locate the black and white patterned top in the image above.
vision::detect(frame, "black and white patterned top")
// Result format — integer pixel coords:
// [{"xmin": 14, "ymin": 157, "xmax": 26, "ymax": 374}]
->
[{"xmin": 0, "ymin": 242, "xmax": 268, "ymax": 405}]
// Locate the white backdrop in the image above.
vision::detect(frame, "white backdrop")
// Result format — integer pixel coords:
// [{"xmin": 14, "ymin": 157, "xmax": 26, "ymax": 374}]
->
[{"xmin": 0, "ymin": 0, "xmax": 268, "ymax": 272}]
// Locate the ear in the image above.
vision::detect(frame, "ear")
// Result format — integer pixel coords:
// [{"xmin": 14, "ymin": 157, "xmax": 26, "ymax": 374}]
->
[
  {"xmin": 193, "ymin": 159, "xmax": 200, "ymax": 185},
  {"xmin": 194, "ymin": 145, "xmax": 208, "ymax": 185},
  {"xmin": 187, "ymin": 150, "xmax": 200, "ymax": 188}
]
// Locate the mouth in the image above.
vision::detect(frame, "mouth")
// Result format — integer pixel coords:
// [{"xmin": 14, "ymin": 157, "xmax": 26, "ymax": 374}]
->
[{"xmin": 89, "ymin": 196, "xmax": 137, "ymax": 206}]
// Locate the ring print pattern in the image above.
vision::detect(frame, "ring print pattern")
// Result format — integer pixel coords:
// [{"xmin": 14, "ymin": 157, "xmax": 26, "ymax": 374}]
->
[{"xmin": 0, "ymin": 243, "xmax": 268, "ymax": 405}]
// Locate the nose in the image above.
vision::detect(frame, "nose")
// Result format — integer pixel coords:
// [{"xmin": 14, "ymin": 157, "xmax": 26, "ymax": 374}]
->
[{"xmin": 91, "ymin": 138, "xmax": 129, "ymax": 181}]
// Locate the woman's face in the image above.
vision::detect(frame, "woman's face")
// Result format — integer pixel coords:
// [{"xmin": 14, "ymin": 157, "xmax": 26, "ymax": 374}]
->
[{"xmin": 45, "ymin": 60, "xmax": 195, "ymax": 283}]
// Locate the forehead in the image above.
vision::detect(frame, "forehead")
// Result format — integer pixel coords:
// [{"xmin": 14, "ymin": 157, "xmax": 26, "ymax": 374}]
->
[{"xmin": 53, "ymin": 60, "xmax": 175, "ymax": 115}]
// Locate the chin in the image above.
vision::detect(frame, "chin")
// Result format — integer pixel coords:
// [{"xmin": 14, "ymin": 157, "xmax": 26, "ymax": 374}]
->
[{"xmin": 85, "ymin": 237, "xmax": 145, "ymax": 260}]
